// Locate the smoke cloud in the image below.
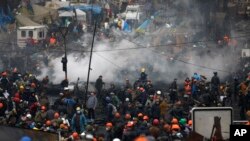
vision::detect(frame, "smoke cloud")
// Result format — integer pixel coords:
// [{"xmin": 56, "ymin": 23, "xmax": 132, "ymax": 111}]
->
[{"xmin": 37, "ymin": 0, "xmax": 238, "ymax": 84}]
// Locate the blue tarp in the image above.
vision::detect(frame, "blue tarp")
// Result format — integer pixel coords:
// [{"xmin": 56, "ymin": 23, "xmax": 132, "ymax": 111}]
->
[
  {"xmin": 0, "ymin": 6, "xmax": 14, "ymax": 31},
  {"xmin": 58, "ymin": 5, "xmax": 102, "ymax": 15}
]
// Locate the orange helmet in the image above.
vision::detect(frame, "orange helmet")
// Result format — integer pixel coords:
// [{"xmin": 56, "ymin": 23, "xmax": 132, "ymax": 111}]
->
[
  {"xmin": 139, "ymin": 87, "xmax": 144, "ymax": 92},
  {"xmin": 171, "ymin": 124, "xmax": 180, "ymax": 131},
  {"xmin": 54, "ymin": 112, "xmax": 60, "ymax": 119},
  {"xmin": 125, "ymin": 114, "xmax": 131, "ymax": 120},
  {"xmin": 143, "ymin": 115, "xmax": 149, "ymax": 121},
  {"xmin": 72, "ymin": 132, "xmax": 79, "ymax": 139},
  {"xmin": 0, "ymin": 103, "xmax": 3, "ymax": 109},
  {"xmin": 106, "ymin": 122, "xmax": 113, "ymax": 127},
  {"xmin": 171, "ymin": 118, "xmax": 178, "ymax": 124},
  {"xmin": 188, "ymin": 120, "xmax": 192, "ymax": 126},
  {"xmin": 46, "ymin": 120, "xmax": 52, "ymax": 126},
  {"xmin": 126, "ymin": 121, "xmax": 134, "ymax": 127},
  {"xmin": 138, "ymin": 113, "xmax": 143, "ymax": 117},
  {"xmin": 41, "ymin": 106, "xmax": 46, "ymax": 111},
  {"xmin": 135, "ymin": 136, "xmax": 147, "ymax": 141},
  {"xmin": 115, "ymin": 112, "xmax": 120, "ymax": 118}
]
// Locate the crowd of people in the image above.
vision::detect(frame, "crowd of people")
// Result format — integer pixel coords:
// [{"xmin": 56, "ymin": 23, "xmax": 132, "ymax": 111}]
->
[{"xmin": 0, "ymin": 66, "xmax": 250, "ymax": 141}]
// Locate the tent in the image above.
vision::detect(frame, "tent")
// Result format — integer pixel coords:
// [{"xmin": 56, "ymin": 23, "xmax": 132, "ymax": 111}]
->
[
  {"xmin": 15, "ymin": 14, "xmax": 41, "ymax": 26},
  {"xmin": 59, "ymin": 9, "xmax": 86, "ymax": 21}
]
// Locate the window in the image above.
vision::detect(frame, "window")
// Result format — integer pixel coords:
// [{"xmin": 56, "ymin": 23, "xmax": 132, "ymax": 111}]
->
[
  {"xmin": 28, "ymin": 31, "xmax": 33, "ymax": 37},
  {"xmin": 39, "ymin": 31, "xmax": 44, "ymax": 38},
  {"xmin": 21, "ymin": 31, "xmax": 26, "ymax": 37}
]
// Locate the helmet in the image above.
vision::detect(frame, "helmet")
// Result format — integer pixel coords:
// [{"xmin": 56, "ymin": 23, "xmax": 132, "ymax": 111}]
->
[
  {"xmin": 138, "ymin": 113, "xmax": 143, "ymax": 117},
  {"xmin": 125, "ymin": 114, "xmax": 131, "ymax": 120},
  {"xmin": 139, "ymin": 87, "xmax": 144, "ymax": 92},
  {"xmin": 54, "ymin": 112, "xmax": 60, "ymax": 119},
  {"xmin": 105, "ymin": 96, "xmax": 111, "ymax": 102},
  {"xmin": 171, "ymin": 124, "xmax": 180, "ymax": 131},
  {"xmin": 46, "ymin": 120, "xmax": 52, "ymax": 126},
  {"xmin": 153, "ymin": 119, "xmax": 159, "ymax": 126},
  {"xmin": 126, "ymin": 121, "xmax": 134, "ymax": 127},
  {"xmin": 179, "ymin": 118, "xmax": 187, "ymax": 125},
  {"xmin": 41, "ymin": 106, "xmax": 46, "ymax": 111},
  {"xmin": 115, "ymin": 112, "xmax": 120, "ymax": 118},
  {"xmin": 106, "ymin": 122, "xmax": 113, "ymax": 127},
  {"xmin": 72, "ymin": 132, "xmax": 79, "ymax": 139},
  {"xmin": 26, "ymin": 114, "xmax": 32, "ymax": 119},
  {"xmin": 76, "ymin": 107, "xmax": 81, "ymax": 111},
  {"xmin": 156, "ymin": 90, "xmax": 161, "ymax": 95},
  {"xmin": 135, "ymin": 136, "xmax": 147, "ymax": 141},
  {"xmin": 171, "ymin": 118, "xmax": 178, "ymax": 124},
  {"xmin": 113, "ymin": 138, "xmax": 121, "ymax": 141},
  {"xmin": 125, "ymin": 98, "xmax": 130, "ymax": 102},
  {"xmin": 0, "ymin": 103, "xmax": 3, "ymax": 109},
  {"xmin": 143, "ymin": 115, "xmax": 149, "ymax": 121},
  {"xmin": 20, "ymin": 85, "xmax": 24, "ymax": 90},
  {"xmin": 20, "ymin": 136, "xmax": 32, "ymax": 141},
  {"xmin": 188, "ymin": 120, "xmax": 192, "ymax": 126},
  {"xmin": 2, "ymin": 72, "xmax": 7, "ymax": 76}
]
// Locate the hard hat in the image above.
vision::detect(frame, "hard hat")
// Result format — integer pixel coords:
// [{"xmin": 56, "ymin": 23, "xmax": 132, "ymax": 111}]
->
[
  {"xmin": 143, "ymin": 115, "xmax": 149, "ymax": 121},
  {"xmin": 125, "ymin": 98, "xmax": 130, "ymax": 102},
  {"xmin": 2, "ymin": 72, "xmax": 7, "ymax": 76},
  {"xmin": 138, "ymin": 113, "xmax": 143, "ymax": 117},
  {"xmin": 179, "ymin": 118, "xmax": 187, "ymax": 125},
  {"xmin": 26, "ymin": 114, "xmax": 32, "ymax": 119},
  {"xmin": 171, "ymin": 118, "xmax": 178, "ymax": 124},
  {"xmin": 54, "ymin": 112, "xmax": 60, "ymax": 119},
  {"xmin": 188, "ymin": 120, "xmax": 192, "ymax": 126},
  {"xmin": 126, "ymin": 121, "xmax": 134, "ymax": 127},
  {"xmin": 115, "ymin": 112, "xmax": 120, "ymax": 118},
  {"xmin": 113, "ymin": 138, "xmax": 121, "ymax": 141},
  {"xmin": 106, "ymin": 96, "xmax": 111, "ymax": 102},
  {"xmin": 80, "ymin": 132, "xmax": 86, "ymax": 138},
  {"xmin": 139, "ymin": 87, "xmax": 144, "ymax": 92},
  {"xmin": 86, "ymin": 134, "xmax": 94, "ymax": 139},
  {"xmin": 125, "ymin": 114, "xmax": 131, "ymax": 120},
  {"xmin": 135, "ymin": 136, "xmax": 147, "ymax": 141},
  {"xmin": 106, "ymin": 122, "xmax": 113, "ymax": 127},
  {"xmin": 76, "ymin": 107, "xmax": 81, "ymax": 111},
  {"xmin": 46, "ymin": 120, "xmax": 52, "ymax": 126},
  {"xmin": 72, "ymin": 132, "xmax": 79, "ymax": 139},
  {"xmin": 41, "ymin": 106, "xmax": 46, "ymax": 111},
  {"xmin": 156, "ymin": 91, "xmax": 161, "ymax": 95},
  {"xmin": 153, "ymin": 119, "xmax": 159, "ymax": 126},
  {"xmin": 20, "ymin": 85, "xmax": 24, "ymax": 89},
  {"xmin": 171, "ymin": 124, "xmax": 180, "ymax": 131},
  {"xmin": 0, "ymin": 102, "xmax": 3, "ymax": 109}
]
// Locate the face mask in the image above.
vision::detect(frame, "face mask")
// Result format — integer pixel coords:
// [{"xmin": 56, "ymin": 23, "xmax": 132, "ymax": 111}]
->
[{"xmin": 77, "ymin": 111, "xmax": 81, "ymax": 114}]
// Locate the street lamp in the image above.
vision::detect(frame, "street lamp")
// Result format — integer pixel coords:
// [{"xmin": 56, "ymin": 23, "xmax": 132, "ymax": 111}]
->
[{"xmin": 59, "ymin": 26, "xmax": 68, "ymax": 80}]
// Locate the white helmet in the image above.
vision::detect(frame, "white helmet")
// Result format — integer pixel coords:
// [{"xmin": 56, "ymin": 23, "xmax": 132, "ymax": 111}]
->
[
  {"xmin": 157, "ymin": 90, "xmax": 161, "ymax": 95},
  {"xmin": 113, "ymin": 138, "xmax": 121, "ymax": 141}
]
